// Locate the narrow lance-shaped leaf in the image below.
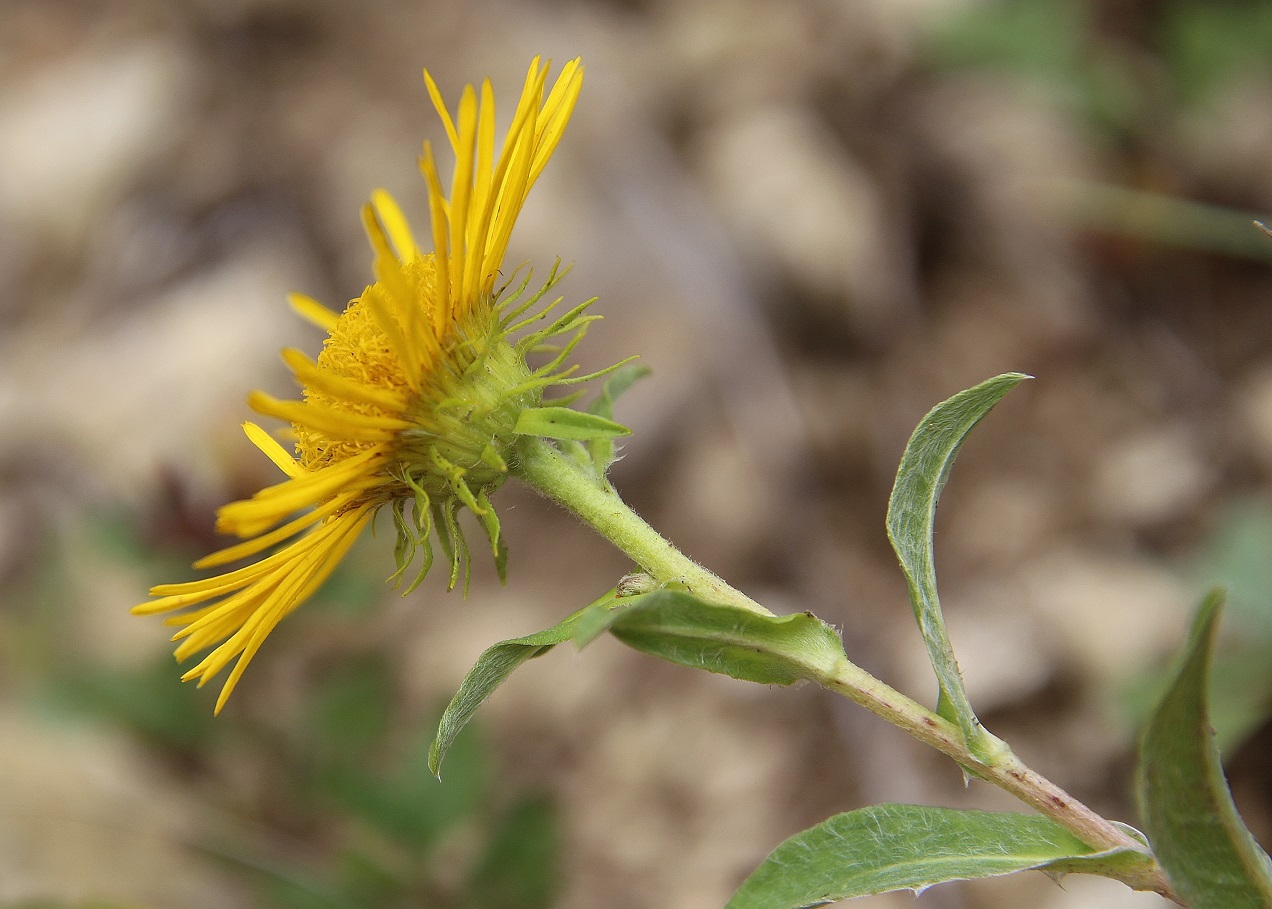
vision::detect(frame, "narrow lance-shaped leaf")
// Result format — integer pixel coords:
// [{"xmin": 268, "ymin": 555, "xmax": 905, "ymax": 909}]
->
[
  {"xmin": 430, "ymin": 589, "xmax": 622, "ymax": 777},
  {"xmin": 885, "ymin": 373, "xmax": 1028, "ymax": 761},
  {"xmin": 1138, "ymin": 589, "xmax": 1272, "ymax": 909},
  {"xmin": 514, "ymin": 406, "xmax": 631, "ymax": 442},
  {"xmin": 727, "ymin": 805, "xmax": 1136, "ymax": 909}
]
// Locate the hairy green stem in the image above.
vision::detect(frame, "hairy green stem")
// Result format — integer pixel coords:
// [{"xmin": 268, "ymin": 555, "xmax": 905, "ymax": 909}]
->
[
  {"xmin": 513, "ymin": 437, "xmax": 771, "ymax": 616},
  {"xmin": 514, "ymin": 436, "xmax": 1178, "ymax": 902},
  {"xmin": 821, "ymin": 662, "xmax": 1178, "ymax": 901}
]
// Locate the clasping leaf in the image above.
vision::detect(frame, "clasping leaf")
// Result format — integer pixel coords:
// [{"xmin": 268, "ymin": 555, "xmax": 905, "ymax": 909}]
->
[
  {"xmin": 585, "ymin": 589, "xmax": 851, "ymax": 685},
  {"xmin": 432, "ymin": 588, "xmax": 851, "ymax": 777}
]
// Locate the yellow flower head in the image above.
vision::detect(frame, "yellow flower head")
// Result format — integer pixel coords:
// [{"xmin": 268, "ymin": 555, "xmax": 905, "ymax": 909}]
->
[{"xmin": 135, "ymin": 58, "xmax": 590, "ymax": 713}]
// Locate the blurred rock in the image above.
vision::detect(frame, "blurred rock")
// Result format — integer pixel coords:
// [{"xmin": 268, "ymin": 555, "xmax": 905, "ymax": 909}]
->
[
  {"xmin": 1035, "ymin": 872, "xmax": 1174, "ymax": 909},
  {"xmin": 1091, "ymin": 424, "xmax": 1214, "ymax": 529},
  {"xmin": 0, "ymin": 38, "xmax": 194, "ymax": 246},
  {"xmin": 1176, "ymin": 74, "xmax": 1272, "ymax": 207},
  {"xmin": 0, "ymin": 248, "xmax": 312, "ymax": 504},
  {"xmin": 1022, "ymin": 548, "xmax": 1191, "ymax": 682},
  {"xmin": 655, "ymin": 0, "xmax": 831, "ymax": 108},
  {"xmin": 1238, "ymin": 361, "xmax": 1272, "ymax": 471},
  {"xmin": 942, "ymin": 476, "xmax": 1057, "ymax": 568},
  {"xmin": 931, "ymin": 581, "xmax": 1055, "ymax": 712},
  {"xmin": 0, "ymin": 708, "xmax": 246, "ymax": 907},
  {"xmin": 792, "ymin": 363, "xmax": 876, "ymax": 476},
  {"xmin": 914, "ymin": 75, "xmax": 1095, "ymax": 339},
  {"xmin": 562, "ymin": 674, "xmax": 794, "ymax": 909},
  {"xmin": 692, "ymin": 105, "xmax": 905, "ymax": 335},
  {"xmin": 663, "ymin": 419, "xmax": 781, "ymax": 566}
]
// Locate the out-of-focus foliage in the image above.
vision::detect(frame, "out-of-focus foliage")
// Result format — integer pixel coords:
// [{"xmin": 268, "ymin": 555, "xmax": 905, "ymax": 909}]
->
[
  {"xmin": 927, "ymin": 0, "xmax": 1272, "ymax": 121},
  {"xmin": 1120, "ymin": 502, "xmax": 1272, "ymax": 756},
  {"xmin": 924, "ymin": 0, "xmax": 1141, "ymax": 136},
  {"xmin": 8, "ymin": 512, "xmax": 560, "ymax": 909},
  {"xmin": 1188, "ymin": 503, "xmax": 1272, "ymax": 750},
  {"xmin": 1162, "ymin": 3, "xmax": 1272, "ymax": 104}
]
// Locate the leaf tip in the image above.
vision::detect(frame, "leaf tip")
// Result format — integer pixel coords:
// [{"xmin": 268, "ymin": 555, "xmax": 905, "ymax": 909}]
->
[
  {"xmin": 1190, "ymin": 586, "xmax": 1226, "ymax": 637},
  {"xmin": 995, "ymin": 371, "xmax": 1033, "ymax": 389}
]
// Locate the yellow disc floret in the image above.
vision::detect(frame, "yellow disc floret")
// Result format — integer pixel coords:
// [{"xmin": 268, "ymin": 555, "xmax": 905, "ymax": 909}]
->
[{"xmin": 294, "ymin": 292, "xmax": 415, "ymax": 471}]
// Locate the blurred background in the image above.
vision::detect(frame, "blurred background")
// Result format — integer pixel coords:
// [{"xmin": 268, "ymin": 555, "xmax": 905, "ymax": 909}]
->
[{"xmin": 2, "ymin": 0, "xmax": 1272, "ymax": 906}]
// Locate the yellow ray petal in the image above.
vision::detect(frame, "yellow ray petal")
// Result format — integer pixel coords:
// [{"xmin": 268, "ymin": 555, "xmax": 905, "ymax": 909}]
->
[
  {"xmin": 483, "ymin": 123, "xmax": 536, "ymax": 293},
  {"xmin": 448, "ymin": 84, "xmax": 478, "ymax": 305},
  {"xmin": 194, "ymin": 489, "xmax": 362, "ymax": 569},
  {"xmin": 419, "ymin": 141, "xmax": 453, "ymax": 335},
  {"xmin": 210, "ymin": 505, "xmax": 373, "ymax": 713},
  {"xmin": 280, "ymin": 349, "xmax": 407, "ymax": 412},
  {"xmin": 249, "ymin": 391, "xmax": 411, "ymax": 439},
  {"xmin": 243, "ymin": 422, "xmax": 303, "ymax": 479},
  {"xmin": 217, "ymin": 473, "xmax": 381, "ymax": 540},
  {"xmin": 423, "ymin": 68, "xmax": 461, "ymax": 155},
  {"xmin": 362, "ymin": 260, "xmax": 424, "ymax": 388},
  {"xmin": 288, "ymin": 292, "xmax": 340, "ymax": 331},
  {"xmin": 172, "ymin": 582, "xmax": 273, "ymax": 652},
  {"xmin": 215, "ymin": 448, "xmax": 383, "ymax": 536},
  {"xmin": 530, "ymin": 60, "xmax": 584, "ymax": 185},
  {"xmin": 370, "ymin": 188, "xmax": 418, "ymax": 261},
  {"xmin": 138, "ymin": 516, "xmax": 348, "ymax": 608}
]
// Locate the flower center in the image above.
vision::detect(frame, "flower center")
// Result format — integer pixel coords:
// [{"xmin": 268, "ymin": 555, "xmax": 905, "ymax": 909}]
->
[
  {"xmin": 295, "ymin": 295, "xmax": 414, "ymax": 471},
  {"xmin": 295, "ymin": 264, "xmax": 538, "ymax": 509}
]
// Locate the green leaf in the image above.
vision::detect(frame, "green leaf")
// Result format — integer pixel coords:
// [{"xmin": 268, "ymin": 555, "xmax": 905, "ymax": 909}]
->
[
  {"xmin": 587, "ymin": 363, "xmax": 650, "ymax": 421},
  {"xmin": 433, "ymin": 587, "xmax": 850, "ymax": 779},
  {"xmin": 1137, "ymin": 589, "xmax": 1272, "ymax": 909},
  {"xmin": 466, "ymin": 793, "xmax": 560, "ymax": 909},
  {"xmin": 582, "ymin": 589, "xmax": 850, "ymax": 686},
  {"xmin": 1186, "ymin": 502, "xmax": 1272, "ymax": 750},
  {"xmin": 587, "ymin": 363, "xmax": 651, "ymax": 476},
  {"xmin": 513, "ymin": 406, "xmax": 631, "ymax": 442},
  {"xmin": 430, "ymin": 590, "xmax": 621, "ymax": 777},
  {"xmin": 329, "ymin": 725, "xmax": 487, "ymax": 849},
  {"xmin": 1164, "ymin": 4, "xmax": 1272, "ymax": 105},
  {"xmin": 885, "ymin": 373, "xmax": 1029, "ymax": 761},
  {"xmin": 727, "ymin": 805, "xmax": 1111, "ymax": 909},
  {"xmin": 332, "ymin": 849, "xmax": 404, "ymax": 908},
  {"xmin": 305, "ymin": 655, "xmax": 395, "ymax": 765},
  {"xmin": 55, "ymin": 658, "xmax": 218, "ymax": 752}
]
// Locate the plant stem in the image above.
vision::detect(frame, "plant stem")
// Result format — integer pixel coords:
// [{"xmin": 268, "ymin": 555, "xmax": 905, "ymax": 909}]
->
[
  {"xmin": 513, "ymin": 437, "xmax": 772, "ymax": 616},
  {"xmin": 514, "ymin": 436, "xmax": 1179, "ymax": 902},
  {"xmin": 821, "ymin": 662, "xmax": 1178, "ymax": 901}
]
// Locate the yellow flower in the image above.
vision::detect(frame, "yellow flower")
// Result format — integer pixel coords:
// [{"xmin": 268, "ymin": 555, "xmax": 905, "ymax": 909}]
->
[{"xmin": 134, "ymin": 58, "xmax": 588, "ymax": 713}]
